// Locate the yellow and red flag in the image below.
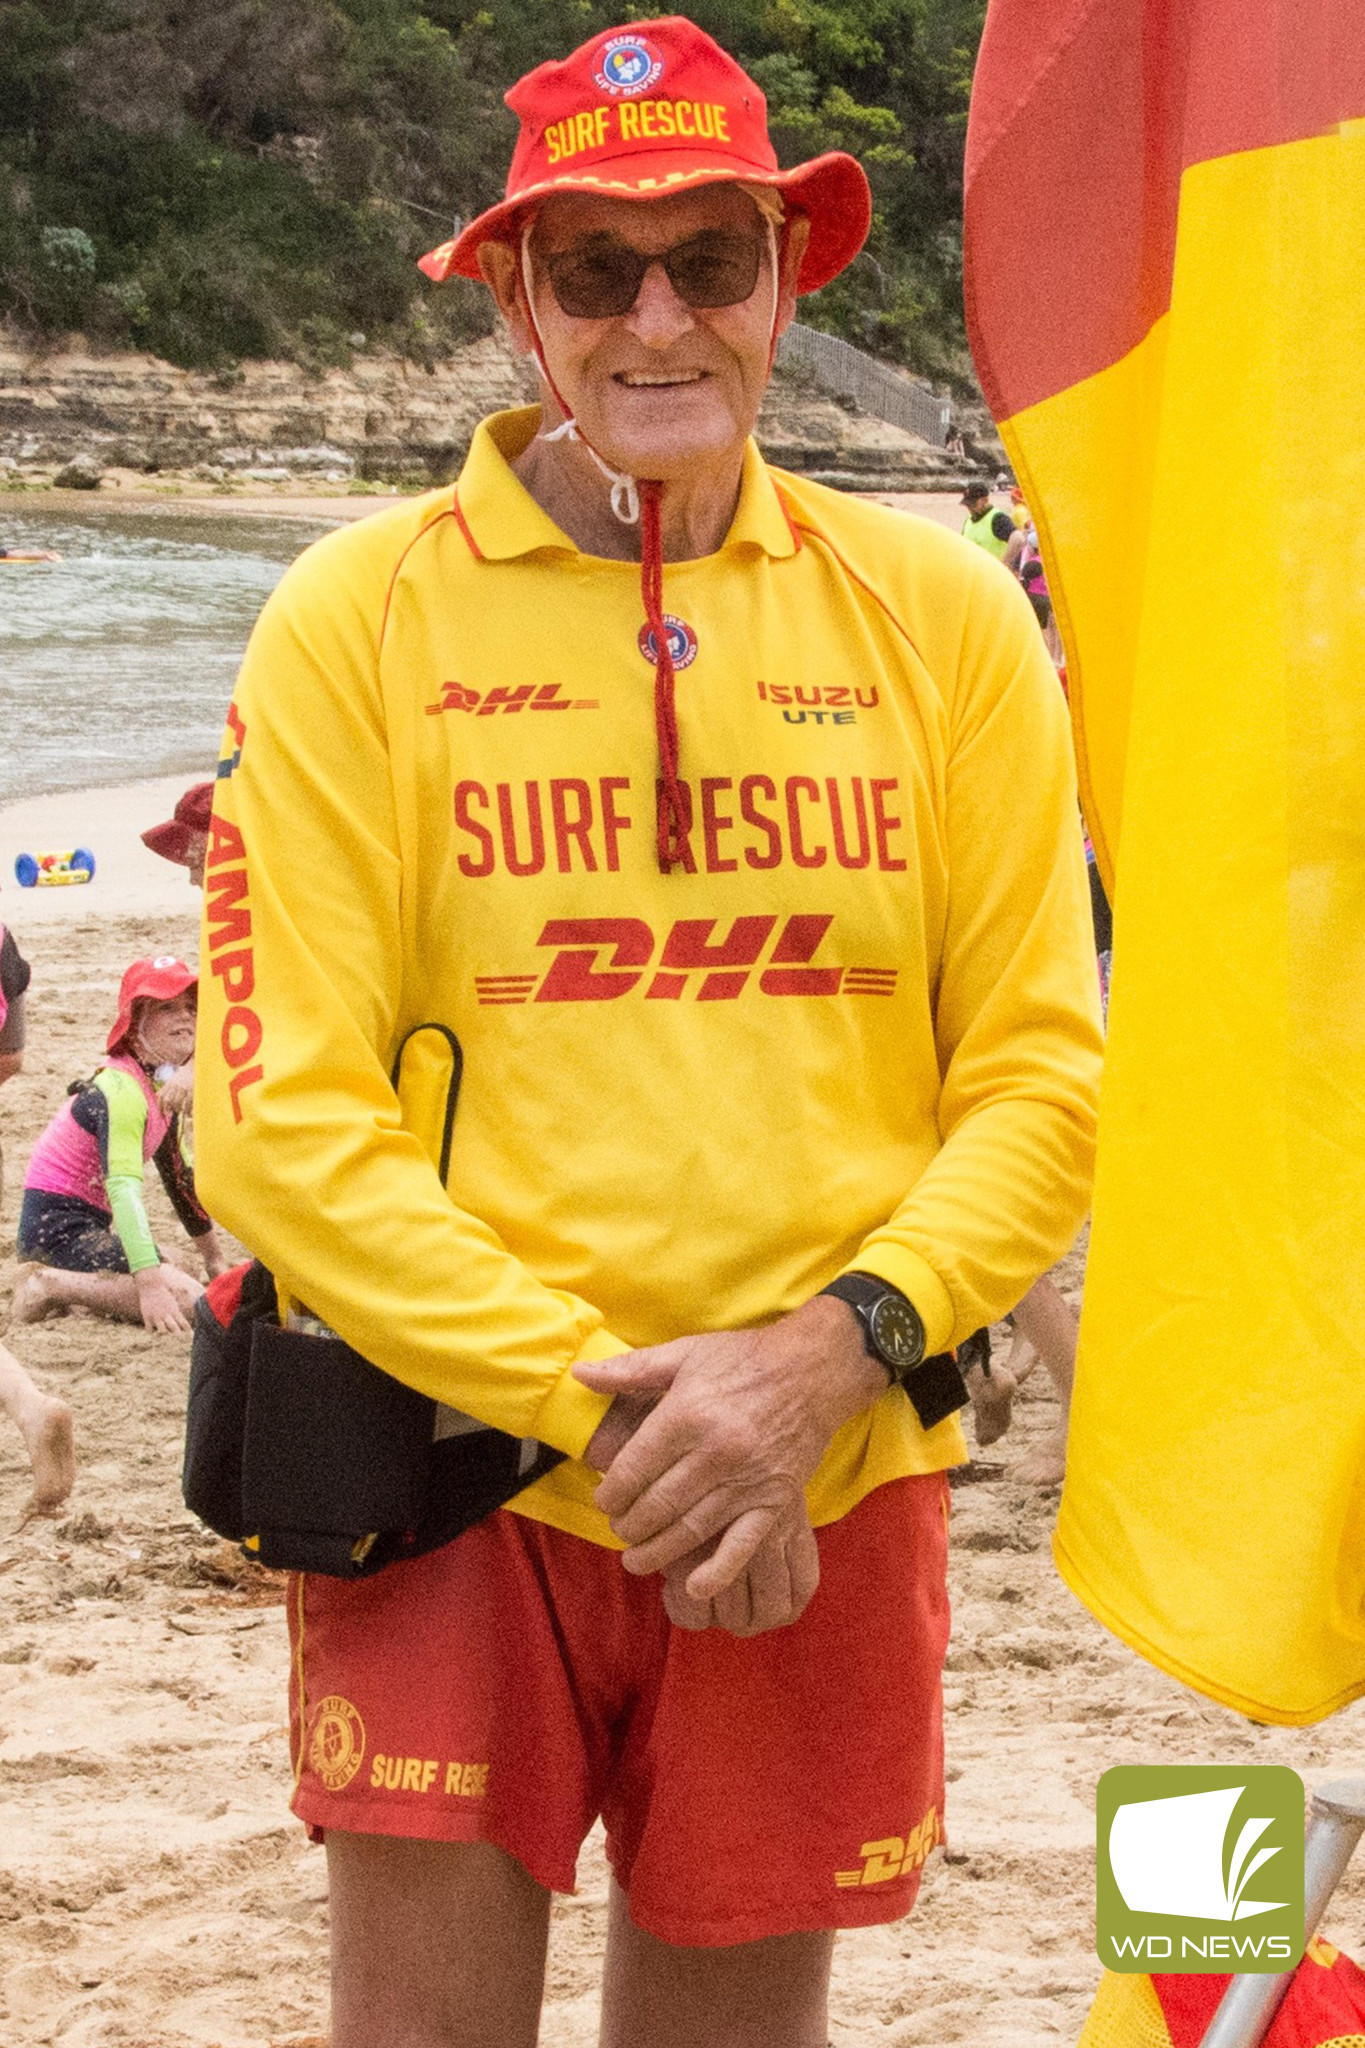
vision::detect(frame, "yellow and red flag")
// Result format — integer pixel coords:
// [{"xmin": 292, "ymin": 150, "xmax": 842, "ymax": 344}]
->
[
  {"xmin": 965, "ymin": 3, "xmax": 1365, "ymax": 1722},
  {"xmin": 1078, "ymin": 1937, "xmax": 1365, "ymax": 2048}
]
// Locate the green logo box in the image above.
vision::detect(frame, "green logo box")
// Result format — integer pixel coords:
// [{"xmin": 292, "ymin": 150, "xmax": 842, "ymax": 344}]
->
[{"xmin": 1097, "ymin": 1766, "xmax": 1305, "ymax": 1975}]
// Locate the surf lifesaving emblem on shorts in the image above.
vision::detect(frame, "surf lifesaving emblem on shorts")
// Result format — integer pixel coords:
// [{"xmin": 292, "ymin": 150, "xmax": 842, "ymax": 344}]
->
[
  {"xmin": 835, "ymin": 1806, "xmax": 942, "ymax": 1887},
  {"xmin": 307, "ymin": 1695, "xmax": 366, "ymax": 1793},
  {"xmin": 638, "ymin": 615, "xmax": 698, "ymax": 671}
]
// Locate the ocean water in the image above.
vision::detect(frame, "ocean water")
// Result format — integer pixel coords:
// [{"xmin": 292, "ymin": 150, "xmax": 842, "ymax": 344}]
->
[{"xmin": 0, "ymin": 505, "xmax": 336, "ymax": 799}]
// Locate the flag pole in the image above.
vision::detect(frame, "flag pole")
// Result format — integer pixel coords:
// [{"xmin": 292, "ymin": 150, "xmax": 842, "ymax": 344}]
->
[{"xmin": 1199, "ymin": 1780, "xmax": 1365, "ymax": 2048}]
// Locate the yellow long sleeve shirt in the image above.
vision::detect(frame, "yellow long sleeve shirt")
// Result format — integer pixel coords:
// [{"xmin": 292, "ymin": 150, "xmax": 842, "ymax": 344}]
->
[{"xmin": 194, "ymin": 407, "xmax": 1103, "ymax": 1547}]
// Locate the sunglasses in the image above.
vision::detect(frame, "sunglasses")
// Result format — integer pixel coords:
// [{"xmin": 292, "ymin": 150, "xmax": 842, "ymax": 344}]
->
[{"xmin": 539, "ymin": 227, "xmax": 767, "ymax": 320}]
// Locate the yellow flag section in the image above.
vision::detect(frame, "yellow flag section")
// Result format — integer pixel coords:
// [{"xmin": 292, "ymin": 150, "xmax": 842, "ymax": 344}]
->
[
  {"xmin": 965, "ymin": 0, "xmax": 1365, "ymax": 1725},
  {"xmin": 1060, "ymin": 129, "xmax": 1365, "ymax": 1722}
]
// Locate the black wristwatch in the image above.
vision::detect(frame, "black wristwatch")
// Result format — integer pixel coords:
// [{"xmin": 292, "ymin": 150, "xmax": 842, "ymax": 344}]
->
[
  {"xmin": 819, "ymin": 1271, "xmax": 970, "ymax": 1431},
  {"xmin": 820, "ymin": 1271, "xmax": 926, "ymax": 1380}
]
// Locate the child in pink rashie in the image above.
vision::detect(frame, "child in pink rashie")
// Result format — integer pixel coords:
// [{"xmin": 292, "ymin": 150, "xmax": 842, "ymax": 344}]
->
[{"xmin": 14, "ymin": 957, "xmax": 227, "ymax": 1334}]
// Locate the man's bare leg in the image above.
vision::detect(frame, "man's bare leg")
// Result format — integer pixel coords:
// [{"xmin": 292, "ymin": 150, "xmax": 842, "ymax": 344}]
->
[
  {"xmin": 327, "ymin": 1834, "xmax": 551, "ymax": 2048},
  {"xmin": 1010, "ymin": 1275, "xmax": 1079, "ymax": 1485},
  {"xmin": 599, "ymin": 1878, "xmax": 835, "ymax": 2048},
  {"xmin": 0, "ymin": 1342, "xmax": 74, "ymax": 1515}
]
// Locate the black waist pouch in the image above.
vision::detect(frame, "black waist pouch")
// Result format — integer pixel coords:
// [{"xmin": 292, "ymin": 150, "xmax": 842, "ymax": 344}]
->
[{"xmin": 181, "ymin": 1024, "xmax": 564, "ymax": 1578}]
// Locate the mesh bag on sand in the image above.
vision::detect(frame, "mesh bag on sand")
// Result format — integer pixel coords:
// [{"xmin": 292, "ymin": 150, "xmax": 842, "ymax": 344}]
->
[{"xmin": 1078, "ymin": 1937, "xmax": 1365, "ymax": 2048}]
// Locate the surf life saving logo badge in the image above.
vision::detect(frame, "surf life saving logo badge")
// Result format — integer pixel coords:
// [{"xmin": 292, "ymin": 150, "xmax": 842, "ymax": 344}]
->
[
  {"xmin": 639, "ymin": 615, "xmax": 699, "ymax": 670},
  {"xmin": 307, "ymin": 1695, "xmax": 366, "ymax": 1794},
  {"xmin": 595, "ymin": 33, "xmax": 664, "ymax": 96},
  {"xmin": 1097, "ymin": 1766, "xmax": 1305, "ymax": 1975}
]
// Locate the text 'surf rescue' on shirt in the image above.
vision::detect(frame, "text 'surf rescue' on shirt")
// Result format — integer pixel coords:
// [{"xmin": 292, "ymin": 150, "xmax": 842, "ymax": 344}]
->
[{"xmin": 452, "ymin": 773, "xmax": 910, "ymax": 878}]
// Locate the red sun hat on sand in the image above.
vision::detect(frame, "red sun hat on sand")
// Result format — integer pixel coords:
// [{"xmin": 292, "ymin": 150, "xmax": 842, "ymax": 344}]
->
[
  {"xmin": 418, "ymin": 15, "xmax": 872, "ymax": 295},
  {"xmin": 141, "ymin": 781, "xmax": 214, "ymax": 867},
  {"xmin": 107, "ymin": 957, "xmax": 197, "ymax": 1055}
]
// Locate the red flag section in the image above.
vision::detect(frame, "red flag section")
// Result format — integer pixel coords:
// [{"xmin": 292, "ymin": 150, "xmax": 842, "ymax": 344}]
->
[
  {"xmin": 967, "ymin": 0, "xmax": 1365, "ymax": 881},
  {"xmin": 965, "ymin": 1, "xmax": 1365, "ymax": 1724}
]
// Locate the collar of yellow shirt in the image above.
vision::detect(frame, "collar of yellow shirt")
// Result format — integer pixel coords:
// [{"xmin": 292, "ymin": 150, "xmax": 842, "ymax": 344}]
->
[{"xmin": 455, "ymin": 405, "xmax": 802, "ymax": 565}]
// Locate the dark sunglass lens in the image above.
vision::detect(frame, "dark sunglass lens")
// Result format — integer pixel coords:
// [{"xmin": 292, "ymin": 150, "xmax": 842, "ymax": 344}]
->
[
  {"xmin": 666, "ymin": 231, "xmax": 763, "ymax": 308},
  {"xmin": 547, "ymin": 247, "xmax": 645, "ymax": 319}
]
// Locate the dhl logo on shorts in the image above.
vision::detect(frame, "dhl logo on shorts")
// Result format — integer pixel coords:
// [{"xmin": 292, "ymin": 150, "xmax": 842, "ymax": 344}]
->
[
  {"xmin": 475, "ymin": 914, "xmax": 899, "ymax": 1006},
  {"xmin": 427, "ymin": 681, "xmax": 599, "ymax": 716},
  {"xmin": 834, "ymin": 1806, "xmax": 942, "ymax": 1888}
]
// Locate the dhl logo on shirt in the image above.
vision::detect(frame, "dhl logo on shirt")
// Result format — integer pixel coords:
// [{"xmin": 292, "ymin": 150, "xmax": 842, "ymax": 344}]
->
[
  {"xmin": 426, "ymin": 681, "xmax": 600, "ymax": 716},
  {"xmin": 474, "ymin": 913, "xmax": 899, "ymax": 1006},
  {"xmin": 545, "ymin": 98, "xmax": 732, "ymax": 164},
  {"xmin": 834, "ymin": 1807, "xmax": 942, "ymax": 1888}
]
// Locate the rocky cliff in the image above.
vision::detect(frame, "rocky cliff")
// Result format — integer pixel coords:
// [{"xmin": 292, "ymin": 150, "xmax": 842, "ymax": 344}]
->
[{"xmin": 0, "ymin": 331, "xmax": 972, "ymax": 493}]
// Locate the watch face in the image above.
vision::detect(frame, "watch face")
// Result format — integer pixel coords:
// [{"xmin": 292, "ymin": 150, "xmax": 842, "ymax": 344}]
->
[{"xmin": 868, "ymin": 1294, "xmax": 924, "ymax": 1369}]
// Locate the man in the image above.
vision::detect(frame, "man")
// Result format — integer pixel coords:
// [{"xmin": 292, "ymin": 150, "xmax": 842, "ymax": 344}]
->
[
  {"xmin": 195, "ymin": 19, "xmax": 1102, "ymax": 2046},
  {"xmin": 961, "ymin": 479, "xmax": 1016, "ymax": 559}
]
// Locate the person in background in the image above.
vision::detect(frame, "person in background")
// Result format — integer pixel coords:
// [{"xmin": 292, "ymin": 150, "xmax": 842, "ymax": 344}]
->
[
  {"xmin": 0, "ymin": 1342, "xmax": 74, "ymax": 1518},
  {"xmin": 0, "ymin": 923, "xmax": 32, "ymax": 1216},
  {"xmin": 140, "ymin": 782, "xmax": 213, "ymax": 1113},
  {"xmin": 13, "ymin": 958, "xmax": 226, "ymax": 1332},
  {"xmin": 961, "ymin": 481, "xmax": 1016, "ymax": 560},
  {"xmin": 141, "ymin": 782, "xmax": 213, "ymax": 890},
  {"xmin": 964, "ymin": 1278, "xmax": 1080, "ymax": 1486},
  {"xmin": 0, "ymin": 924, "xmax": 70, "ymax": 1514}
]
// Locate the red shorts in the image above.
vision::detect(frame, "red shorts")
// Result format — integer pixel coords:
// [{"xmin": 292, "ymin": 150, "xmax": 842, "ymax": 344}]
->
[{"xmin": 289, "ymin": 1472, "xmax": 950, "ymax": 1947}]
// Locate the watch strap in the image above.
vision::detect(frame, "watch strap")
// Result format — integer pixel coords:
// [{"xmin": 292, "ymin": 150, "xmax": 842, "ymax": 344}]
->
[{"xmin": 820, "ymin": 1271, "xmax": 969, "ymax": 1430}]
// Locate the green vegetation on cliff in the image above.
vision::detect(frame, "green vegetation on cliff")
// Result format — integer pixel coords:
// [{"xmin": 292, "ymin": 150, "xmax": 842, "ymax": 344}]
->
[{"xmin": 0, "ymin": 0, "xmax": 983, "ymax": 384}]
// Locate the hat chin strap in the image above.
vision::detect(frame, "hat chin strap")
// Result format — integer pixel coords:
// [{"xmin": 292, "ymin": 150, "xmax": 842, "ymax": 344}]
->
[
  {"xmin": 519, "ymin": 219, "xmax": 781, "ymax": 525},
  {"xmin": 521, "ymin": 236, "xmax": 643, "ymax": 526},
  {"xmin": 539, "ymin": 413, "xmax": 641, "ymax": 525}
]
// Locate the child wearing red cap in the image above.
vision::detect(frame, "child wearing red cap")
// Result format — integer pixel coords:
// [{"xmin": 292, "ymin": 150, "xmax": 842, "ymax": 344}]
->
[{"xmin": 13, "ymin": 957, "xmax": 227, "ymax": 1331}]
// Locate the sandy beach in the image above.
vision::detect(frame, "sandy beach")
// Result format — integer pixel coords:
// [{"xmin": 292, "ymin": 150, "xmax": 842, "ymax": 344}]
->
[{"xmin": 3, "ymin": 768, "xmax": 1364, "ymax": 2047}]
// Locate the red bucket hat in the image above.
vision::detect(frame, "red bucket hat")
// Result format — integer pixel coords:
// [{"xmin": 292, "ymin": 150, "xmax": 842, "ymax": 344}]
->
[
  {"xmin": 107, "ymin": 956, "xmax": 197, "ymax": 1055},
  {"xmin": 418, "ymin": 16, "xmax": 871, "ymax": 295},
  {"xmin": 141, "ymin": 781, "xmax": 214, "ymax": 867}
]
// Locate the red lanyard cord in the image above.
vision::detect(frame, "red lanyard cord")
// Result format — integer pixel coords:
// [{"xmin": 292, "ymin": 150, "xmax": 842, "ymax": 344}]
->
[
  {"xmin": 639, "ymin": 479, "xmax": 685, "ymax": 871},
  {"xmin": 518, "ymin": 215, "xmax": 786, "ymax": 874}
]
